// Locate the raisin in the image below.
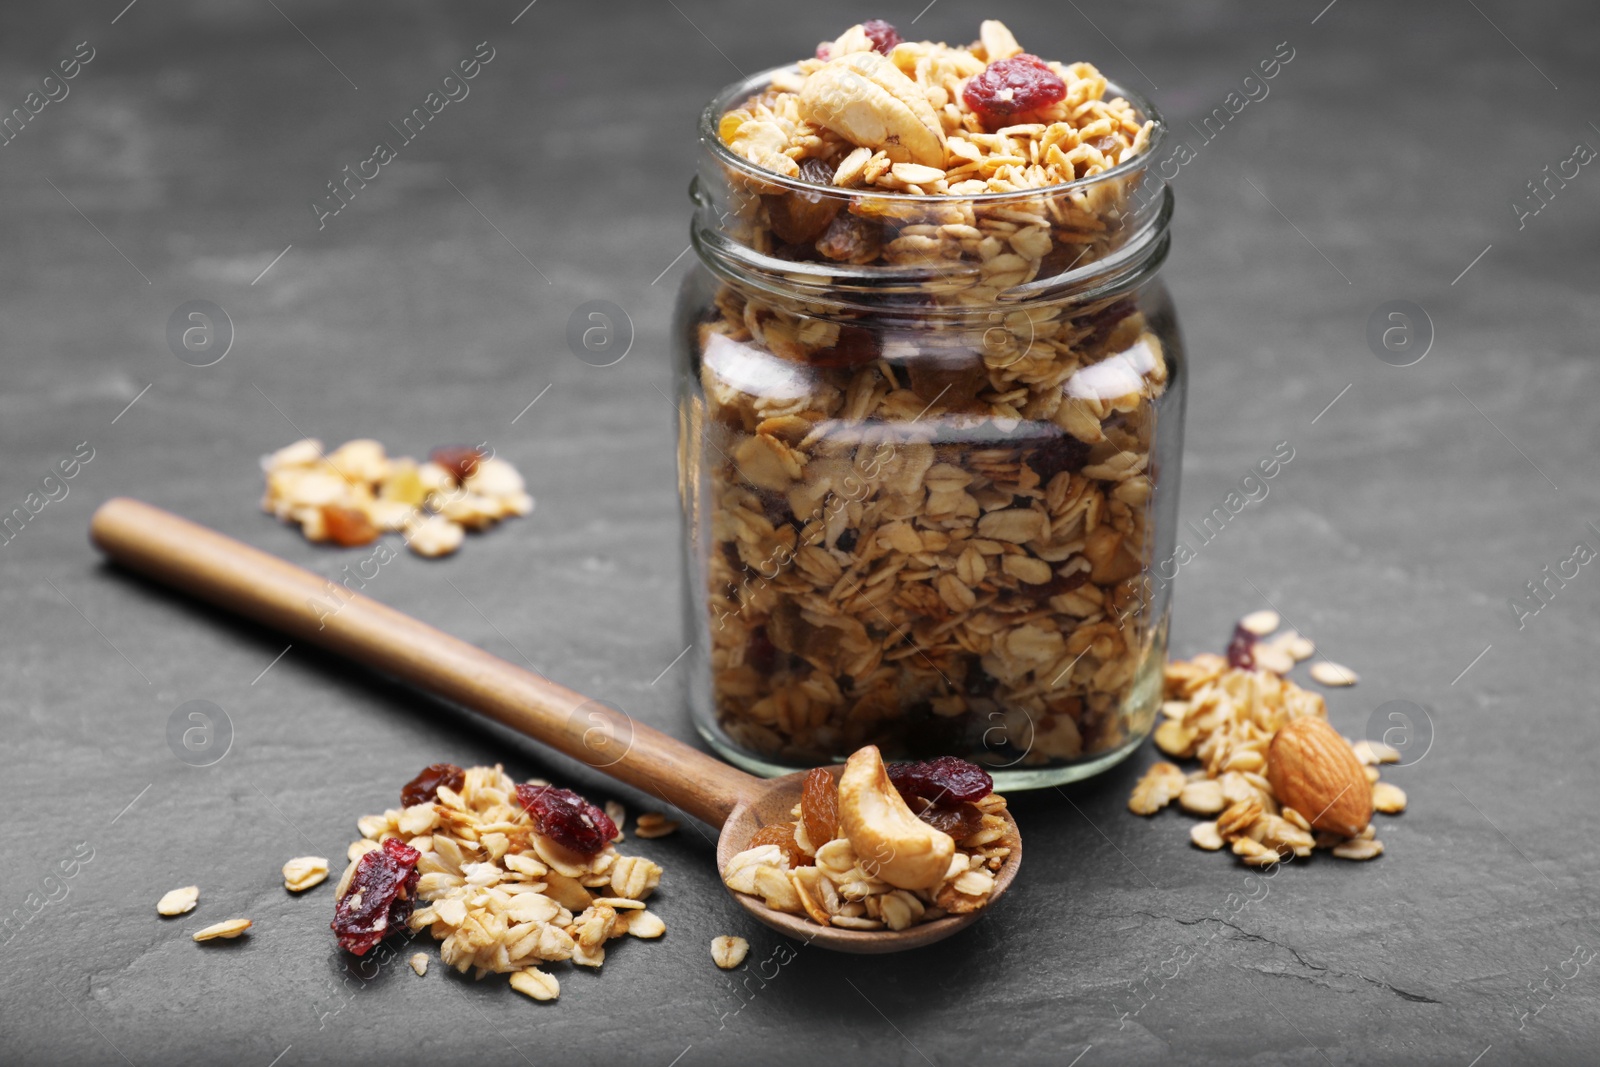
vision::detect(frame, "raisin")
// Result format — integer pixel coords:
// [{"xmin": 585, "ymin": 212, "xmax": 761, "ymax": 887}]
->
[
  {"xmin": 799, "ymin": 767, "xmax": 839, "ymax": 850},
  {"xmin": 515, "ymin": 783, "xmax": 617, "ymax": 857},
  {"xmin": 748, "ymin": 821, "xmax": 807, "ymax": 867},
  {"xmin": 320, "ymin": 505, "xmax": 380, "ymax": 547},
  {"xmin": 429, "ymin": 445, "xmax": 483, "ymax": 483},
  {"xmin": 1079, "ymin": 297, "xmax": 1138, "ymax": 351},
  {"xmin": 904, "ymin": 345, "xmax": 988, "ymax": 407},
  {"xmin": 804, "ymin": 323, "xmax": 879, "ymax": 368},
  {"xmin": 747, "ymin": 625, "xmax": 778, "ymax": 674},
  {"xmin": 964, "ymin": 659, "xmax": 999, "ymax": 698},
  {"xmin": 1025, "ymin": 433, "xmax": 1090, "ymax": 482},
  {"xmin": 765, "ymin": 162, "xmax": 841, "ymax": 244},
  {"xmin": 861, "ymin": 19, "xmax": 902, "ymax": 54},
  {"xmin": 815, "ymin": 212, "xmax": 881, "ymax": 264},
  {"xmin": 331, "ymin": 837, "xmax": 420, "ymax": 956},
  {"xmin": 887, "ymin": 756, "xmax": 994, "ymax": 807},
  {"xmin": 1226, "ymin": 624, "xmax": 1256, "ymax": 670},
  {"xmin": 962, "ymin": 54, "xmax": 1067, "ymax": 126},
  {"xmin": 1035, "ymin": 567, "xmax": 1090, "ymax": 600},
  {"xmin": 400, "ymin": 762, "xmax": 465, "ymax": 807},
  {"xmin": 902, "ymin": 701, "xmax": 971, "ymax": 759},
  {"xmin": 835, "ymin": 528, "xmax": 858, "ymax": 554},
  {"xmin": 798, "ymin": 156, "xmax": 836, "ymax": 187},
  {"xmin": 913, "ymin": 798, "xmax": 985, "ymax": 840},
  {"xmin": 758, "ymin": 489, "xmax": 795, "ymax": 530}
]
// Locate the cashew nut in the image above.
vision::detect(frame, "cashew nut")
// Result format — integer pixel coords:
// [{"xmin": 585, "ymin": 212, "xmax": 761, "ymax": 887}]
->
[
  {"xmin": 837, "ymin": 745, "xmax": 955, "ymax": 891},
  {"xmin": 798, "ymin": 52, "xmax": 946, "ymax": 168}
]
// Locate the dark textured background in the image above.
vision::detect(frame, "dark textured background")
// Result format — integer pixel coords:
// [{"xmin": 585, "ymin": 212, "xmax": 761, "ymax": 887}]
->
[{"xmin": 2, "ymin": 1, "xmax": 1596, "ymax": 1064}]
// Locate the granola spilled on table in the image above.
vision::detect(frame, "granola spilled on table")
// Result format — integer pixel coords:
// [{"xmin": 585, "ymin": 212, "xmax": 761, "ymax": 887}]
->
[
  {"xmin": 333, "ymin": 764, "xmax": 666, "ymax": 1003},
  {"xmin": 722, "ymin": 748, "xmax": 1014, "ymax": 930},
  {"xmin": 694, "ymin": 20, "xmax": 1171, "ymax": 769},
  {"xmin": 260, "ymin": 438, "xmax": 531, "ymax": 558},
  {"xmin": 1129, "ymin": 614, "xmax": 1405, "ymax": 866}
]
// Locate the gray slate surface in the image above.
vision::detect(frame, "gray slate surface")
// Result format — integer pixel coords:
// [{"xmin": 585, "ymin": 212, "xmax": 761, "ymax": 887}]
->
[{"xmin": 1, "ymin": 1, "xmax": 1597, "ymax": 1064}]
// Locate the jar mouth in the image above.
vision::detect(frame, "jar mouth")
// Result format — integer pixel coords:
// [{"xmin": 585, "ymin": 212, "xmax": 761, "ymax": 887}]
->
[
  {"xmin": 693, "ymin": 63, "xmax": 1171, "ymax": 310},
  {"xmin": 697, "ymin": 63, "xmax": 1167, "ymax": 206}
]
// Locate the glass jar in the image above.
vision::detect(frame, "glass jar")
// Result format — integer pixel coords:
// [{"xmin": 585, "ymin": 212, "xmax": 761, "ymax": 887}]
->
[{"xmin": 673, "ymin": 67, "xmax": 1184, "ymax": 788}]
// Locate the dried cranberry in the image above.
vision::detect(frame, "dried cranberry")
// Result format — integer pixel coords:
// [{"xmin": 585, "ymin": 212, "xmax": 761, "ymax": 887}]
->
[
  {"xmin": 1025, "ymin": 433, "xmax": 1090, "ymax": 482},
  {"xmin": 887, "ymin": 756, "xmax": 994, "ymax": 807},
  {"xmin": 429, "ymin": 445, "xmax": 483, "ymax": 483},
  {"xmin": 962, "ymin": 54, "xmax": 1067, "ymax": 126},
  {"xmin": 515, "ymin": 783, "xmax": 617, "ymax": 857},
  {"xmin": 1226, "ymin": 624, "xmax": 1256, "ymax": 670},
  {"xmin": 400, "ymin": 762, "xmax": 465, "ymax": 808},
  {"xmin": 331, "ymin": 837, "xmax": 420, "ymax": 956},
  {"xmin": 861, "ymin": 19, "xmax": 901, "ymax": 54}
]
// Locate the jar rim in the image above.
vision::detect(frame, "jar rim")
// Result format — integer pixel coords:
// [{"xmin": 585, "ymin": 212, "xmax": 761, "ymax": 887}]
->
[{"xmin": 698, "ymin": 63, "xmax": 1167, "ymax": 205}]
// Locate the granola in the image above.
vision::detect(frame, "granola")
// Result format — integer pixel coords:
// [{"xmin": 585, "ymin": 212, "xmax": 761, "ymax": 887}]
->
[
  {"xmin": 721, "ymin": 749, "xmax": 1013, "ymax": 930},
  {"xmin": 336, "ymin": 764, "xmax": 664, "ymax": 1003},
  {"xmin": 1129, "ymin": 614, "xmax": 1405, "ymax": 866},
  {"xmin": 691, "ymin": 20, "xmax": 1172, "ymax": 771},
  {"xmin": 157, "ymin": 885, "xmax": 199, "ymax": 916},
  {"xmin": 193, "ymin": 918, "xmax": 251, "ymax": 941},
  {"xmin": 260, "ymin": 439, "xmax": 531, "ymax": 558}
]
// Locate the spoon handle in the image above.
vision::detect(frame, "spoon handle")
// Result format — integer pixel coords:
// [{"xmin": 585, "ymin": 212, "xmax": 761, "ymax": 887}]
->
[{"xmin": 89, "ymin": 497, "xmax": 758, "ymax": 828}]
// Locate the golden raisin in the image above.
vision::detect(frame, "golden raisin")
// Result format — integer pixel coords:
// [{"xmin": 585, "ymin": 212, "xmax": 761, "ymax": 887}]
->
[
  {"xmin": 321, "ymin": 505, "xmax": 379, "ymax": 547},
  {"xmin": 800, "ymin": 768, "xmax": 839, "ymax": 853},
  {"xmin": 748, "ymin": 822, "xmax": 805, "ymax": 867}
]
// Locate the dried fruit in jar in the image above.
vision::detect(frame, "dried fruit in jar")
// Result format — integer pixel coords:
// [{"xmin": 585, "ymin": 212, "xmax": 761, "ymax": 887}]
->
[
  {"xmin": 887, "ymin": 756, "xmax": 994, "ymax": 807},
  {"xmin": 429, "ymin": 445, "xmax": 483, "ymax": 483},
  {"xmin": 803, "ymin": 322, "xmax": 880, "ymax": 368},
  {"xmin": 331, "ymin": 837, "xmax": 421, "ymax": 956},
  {"xmin": 1024, "ymin": 432, "xmax": 1091, "ymax": 482},
  {"xmin": 799, "ymin": 768, "xmax": 839, "ymax": 851},
  {"xmin": 400, "ymin": 762, "xmax": 466, "ymax": 807},
  {"xmin": 765, "ymin": 159, "xmax": 842, "ymax": 244},
  {"xmin": 962, "ymin": 54, "xmax": 1067, "ymax": 126},
  {"xmin": 515, "ymin": 783, "xmax": 618, "ymax": 857},
  {"xmin": 814, "ymin": 212, "xmax": 882, "ymax": 265}
]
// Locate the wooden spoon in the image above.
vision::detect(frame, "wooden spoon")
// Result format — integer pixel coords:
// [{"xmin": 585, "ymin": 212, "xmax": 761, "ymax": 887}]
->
[{"xmin": 90, "ymin": 498, "xmax": 1019, "ymax": 953}]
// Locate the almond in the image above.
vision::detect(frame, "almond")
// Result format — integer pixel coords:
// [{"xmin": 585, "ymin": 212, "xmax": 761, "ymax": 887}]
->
[{"xmin": 1266, "ymin": 717, "xmax": 1373, "ymax": 837}]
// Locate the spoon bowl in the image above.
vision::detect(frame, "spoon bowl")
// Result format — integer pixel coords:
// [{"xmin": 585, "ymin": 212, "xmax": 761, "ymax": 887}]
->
[
  {"xmin": 718, "ymin": 765, "xmax": 1021, "ymax": 953},
  {"xmin": 89, "ymin": 497, "xmax": 1021, "ymax": 955}
]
